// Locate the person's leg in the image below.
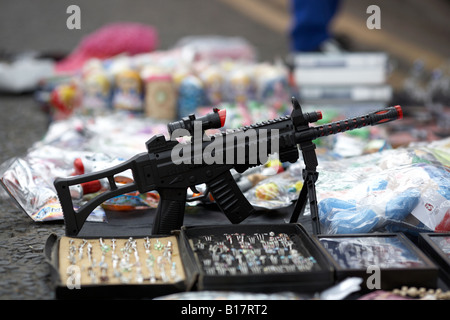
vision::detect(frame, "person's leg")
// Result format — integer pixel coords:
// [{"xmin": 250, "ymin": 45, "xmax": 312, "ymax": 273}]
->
[{"xmin": 290, "ymin": 0, "xmax": 341, "ymax": 52}]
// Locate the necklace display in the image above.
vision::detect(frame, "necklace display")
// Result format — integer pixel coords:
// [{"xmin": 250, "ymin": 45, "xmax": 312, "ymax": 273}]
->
[
  {"xmin": 189, "ymin": 231, "xmax": 320, "ymax": 276},
  {"xmin": 60, "ymin": 236, "xmax": 184, "ymax": 286},
  {"xmin": 319, "ymin": 236, "xmax": 426, "ymax": 269},
  {"xmin": 391, "ymin": 286, "xmax": 450, "ymax": 300}
]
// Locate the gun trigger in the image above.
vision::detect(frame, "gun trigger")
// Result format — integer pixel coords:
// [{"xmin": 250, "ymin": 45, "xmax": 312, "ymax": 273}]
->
[{"xmin": 190, "ymin": 185, "xmax": 200, "ymax": 194}]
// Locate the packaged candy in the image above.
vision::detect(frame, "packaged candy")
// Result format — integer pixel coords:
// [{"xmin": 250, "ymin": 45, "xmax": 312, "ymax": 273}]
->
[
  {"xmin": 255, "ymin": 182, "xmax": 279, "ymax": 201},
  {"xmin": 244, "ymin": 163, "xmax": 304, "ymax": 210},
  {"xmin": 253, "ymin": 63, "xmax": 290, "ymax": 111},
  {"xmin": 112, "ymin": 69, "xmax": 143, "ymax": 112},
  {"xmin": 227, "ymin": 68, "xmax": 254, "ymax": 103},
  {"xmin": 144, "ymin": 74, "xmax": 177, "ymax": 120},
  {"xmin": 101, "ymin": 192, "xmax": 160, "ymax": 211},
  {"xmin": 200, "ymin": 65, "xmax": 224, "ymax": 105},
  {"xmin": 177, "ymin": 75, "xmax": 205, "ymax": 118},
  {"xmin": 81, "ymin": 70, "xmax": 111, "ymax": 115},
  {"xmin": 49, "ymin": 82, "xmax": 81, "ymax": 120}
]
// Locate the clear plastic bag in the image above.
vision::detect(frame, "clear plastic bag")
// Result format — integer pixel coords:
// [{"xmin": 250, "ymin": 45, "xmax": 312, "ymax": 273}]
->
[
  {"xmin": 316, "ymin": 138, "xmax": 450, "ymax": 235},
  {"xmin": 241, "ymin": 138, "xmax": 450, "ymax": 235},
  {"xmin": 244, "ymin": 161, "xmax": 304, "ymax": 210},
  {"xmin": 0, "ymin": 146, "xmax": 107, "ymax": 222},
  {"xmin": 0, "ymin": 113, "xmax": 168, "ymax": 222}
]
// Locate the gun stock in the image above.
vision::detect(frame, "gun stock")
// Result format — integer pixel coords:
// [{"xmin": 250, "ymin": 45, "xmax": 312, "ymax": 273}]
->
[{"xmin": 54, "ymin": 154, "xmax": 149, "ymax": 236}]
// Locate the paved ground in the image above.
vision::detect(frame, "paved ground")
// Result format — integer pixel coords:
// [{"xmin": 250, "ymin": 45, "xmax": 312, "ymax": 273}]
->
[{"xmin": 0, "ymin": 0, "xmax": 448, "ymax": 299}]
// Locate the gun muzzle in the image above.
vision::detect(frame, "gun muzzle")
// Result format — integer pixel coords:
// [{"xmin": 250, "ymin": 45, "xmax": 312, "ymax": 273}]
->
[{"xmin": 314, "ymin": 105, "xmax": 402, "ymax": 138}]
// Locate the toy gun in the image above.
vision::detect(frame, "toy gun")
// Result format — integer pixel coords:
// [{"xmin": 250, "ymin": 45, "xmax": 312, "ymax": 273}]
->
[{"xmin": 54, "ymin": 97, "xmax": 403, "ymax": 236}]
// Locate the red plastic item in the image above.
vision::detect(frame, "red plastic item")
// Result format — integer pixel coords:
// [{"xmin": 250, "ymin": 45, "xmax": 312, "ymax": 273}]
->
[
  {"xmin": 56, "ymin": 23, "xmax": 158, "ymax": 73},
  {"xmin": 394, "ymin": 105, "xmax": 403, "ymax": 119},
  {"xmin": 316, "ymin": 111, "xmax": 323, "ymax": 121},
  {"xmin": 218, "ymin": 109, "xmax": 226, "ymax": 127}
]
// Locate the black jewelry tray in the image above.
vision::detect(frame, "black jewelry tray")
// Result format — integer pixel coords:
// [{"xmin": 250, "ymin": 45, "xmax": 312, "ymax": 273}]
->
[
  {"xmin": 418, "ymin": 232, "xmax": 450, "ymax": 286},
  {"xmin": 313, "ymin": 233, "xmax": 439, "ymax": 291},
  {"xmin": 179, "ymin": 223, "xmax": 334, "ymax": 293},
  {"xmin": 44, "ymin": 233, "xmax": 189, "ymax": 299}
]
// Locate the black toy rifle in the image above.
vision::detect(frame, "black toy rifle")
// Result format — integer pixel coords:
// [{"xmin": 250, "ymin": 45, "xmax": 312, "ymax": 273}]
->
[{"xmin": 54, "ymin": 97, "xmax": 403, "ymax": 236}]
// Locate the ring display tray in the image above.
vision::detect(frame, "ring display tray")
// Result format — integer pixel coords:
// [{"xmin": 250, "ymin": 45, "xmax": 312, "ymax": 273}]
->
[
  {"xmin": 46, "ymin": 220, "xmax": 445, "ymax": 299},
  {"xmin": 314, "ymin": 233, "xmax": 439, "ymax": 290},
  {"xmin": 179, "ymin": 223, "xmax": 334, "ymax": 293},
  {"xmin": 45, "ymin": 234, "xmax": 188, "ymax": 299},
  {"xmin": 418, "ymin": 232, "xmax": 450, "ymax": 286}
]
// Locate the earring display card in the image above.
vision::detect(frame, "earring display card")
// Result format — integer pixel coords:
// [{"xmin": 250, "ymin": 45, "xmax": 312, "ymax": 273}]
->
[
  {"xmin": 315, "ymin": 233, "xmax": 438, "ymax": 290},
  {"xmin": 45, "ymin": 234, "xmax": 187, "ymax": 299},
  {"xmin": 179, "ymin": 223, "xmax": 334, "ymax": 293},
  {"xmin": 418, "ymin": 233, "xmax": 450, "ymax": 285}
]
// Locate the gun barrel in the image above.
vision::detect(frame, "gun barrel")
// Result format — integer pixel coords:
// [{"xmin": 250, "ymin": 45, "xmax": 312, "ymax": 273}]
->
[{"xmin": 311, "ymin": 105, "xmax": 402, "ymax": 139}]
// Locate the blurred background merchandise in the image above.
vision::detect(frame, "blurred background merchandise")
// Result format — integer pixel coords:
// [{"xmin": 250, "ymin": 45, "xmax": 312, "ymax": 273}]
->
[{"xmin": 0, "ymin": 0, "xmax": 448, "ymax": 154}]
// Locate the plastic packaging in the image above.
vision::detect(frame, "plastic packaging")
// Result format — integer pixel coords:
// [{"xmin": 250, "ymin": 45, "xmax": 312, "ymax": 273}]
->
[
  {"xmin": 240, "ymin": 138, "xmax": 450, "ymax": 235},
  {"xmin": 0, "ymin": 52, "xmax": 54, "ymax": 93},
  {"xmin": 38, "ymin": 41, "xmax": 291, "ymax": 124},
  {"xmin": 244, "ymin": 161, "xmax": 304, "ymax": 210},
  {"xmin": 80, "ymin": 70, "xmax": 111, "ymax": 116},
  {"xmin": 318, "ymin": 236, "xmax": 427, "ymax": 269},
  {"xmin": 0, "ymin": 147, "xmax": 107, "ymax": 222},
  {"xmin": 316, "ymin": 138, "xmax": 450, "ymax": 235},
  {"xmin": 0, "ymin": 113, "xmax": 168, "ymax": 222},
  {"xmin": 319, "ymin": 277, "xmax": 362, "ymax": 300},
  {"xmin": 177, "ymin": 75, "xmax": 205, "ymax": 118},
  {"xmin": 112, "ymin": 69, "xmax": 144, "ymax": 112},
  {"xmin": 155, "ymin": 290, "xmax": 303, "ymax": 300},
  {"xmin": 172, "ymin": 36, "xmax": 257, "ymax": 63}
]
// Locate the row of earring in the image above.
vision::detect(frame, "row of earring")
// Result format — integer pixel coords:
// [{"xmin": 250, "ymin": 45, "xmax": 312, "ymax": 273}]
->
[
  {"xmin": 191, "ymin": 232, "xmax": 319, "ymax": 276},
  {"xmin": 66, "ymin": 237, "xmax": 181, "ymax": 285}
]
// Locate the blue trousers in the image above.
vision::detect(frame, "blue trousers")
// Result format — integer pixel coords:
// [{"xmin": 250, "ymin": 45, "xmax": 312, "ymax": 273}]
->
[{"xmin": 290, "ymin": 0, "xmax": 340, "ymax": 52}]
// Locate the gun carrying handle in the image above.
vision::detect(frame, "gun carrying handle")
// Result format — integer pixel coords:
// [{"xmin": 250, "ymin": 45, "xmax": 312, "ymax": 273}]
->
[{"xmin": 152, "ymin": 188, "xmax": 187, "ymax": 235}]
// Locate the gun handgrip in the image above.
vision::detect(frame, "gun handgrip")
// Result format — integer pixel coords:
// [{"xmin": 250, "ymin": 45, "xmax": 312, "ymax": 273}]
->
[
  {"xmin": 208, "ymin": 171, "xmax": 255, "ymax": 224},
  {"xmin": 152, "ymin": 188, "xmax": 187, "ymax": 235}
]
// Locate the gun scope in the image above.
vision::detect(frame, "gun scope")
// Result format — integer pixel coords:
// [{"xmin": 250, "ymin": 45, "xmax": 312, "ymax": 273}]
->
[{"xmin": 168, "ymin": 108, "xmax": 226, "ymax": 136}]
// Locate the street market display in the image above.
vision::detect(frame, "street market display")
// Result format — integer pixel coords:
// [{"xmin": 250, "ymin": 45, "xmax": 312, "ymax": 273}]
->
[{"xmin": 0, "ymin": 31, "xmax": 449, "ymax": 299}]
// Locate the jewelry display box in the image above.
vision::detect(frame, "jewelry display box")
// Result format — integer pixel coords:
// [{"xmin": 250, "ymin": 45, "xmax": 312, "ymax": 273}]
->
[
  {"xmin": 45, "ymin": 223, "xmax": 335, "ymax": 298},
  {"xmin": 313, "ymin": 233, "xmax": 439, "ymax": 290},
  {"xmin": 418, "ymin": 232, "xmax": 450, "ymax": 285},
  {"xmin": 45, "ymin": 234, "xmax": 190, "ymax": 299},
  {"xmin": 179, "ymin": 223, "xmax": 334, "ymax": 293}
]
